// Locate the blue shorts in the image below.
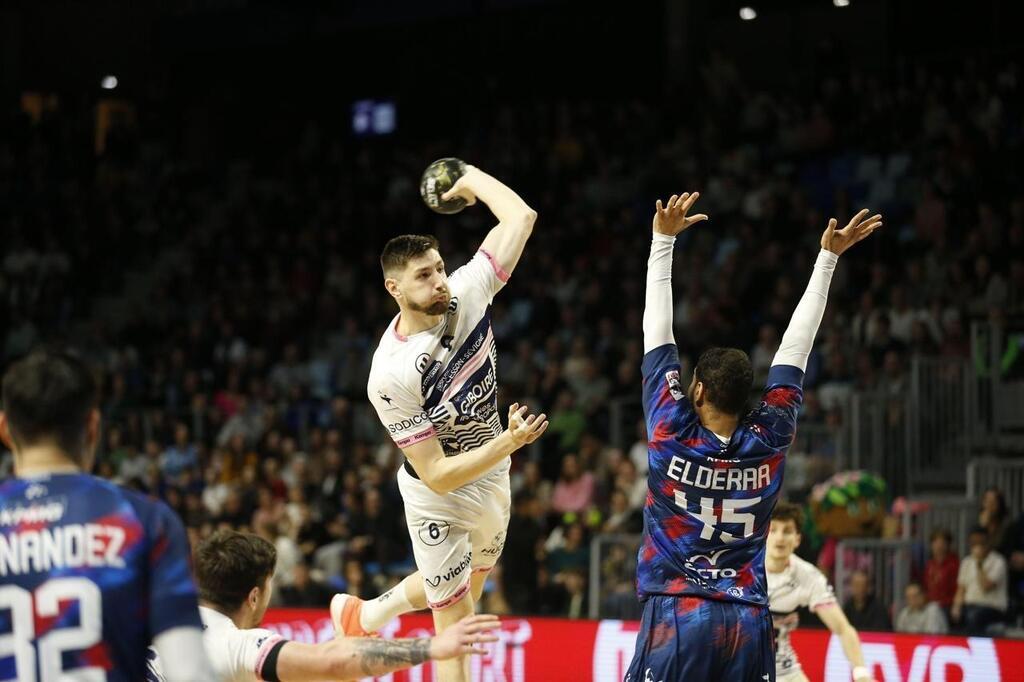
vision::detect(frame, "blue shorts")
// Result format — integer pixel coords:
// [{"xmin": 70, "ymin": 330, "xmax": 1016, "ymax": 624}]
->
[{"xmin": 625, "ymin": 595, "xmax": 775, "ymax": 682}]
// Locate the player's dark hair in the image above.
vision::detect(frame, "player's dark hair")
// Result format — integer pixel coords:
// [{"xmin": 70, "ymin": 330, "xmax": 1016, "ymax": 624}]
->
[
  {"xmin": 929, "ymin": 528, "xmax": 953, "ymax": 545},
  {"xmin": 694, "ymin": 347, "xmax": 753, "ymax": 416},
  {"xmin": 2, "ymin": 349, "xmax": 98, "ymax": 463},
  {"xmin": 196, "ymin": 530, "xmax": 277, "ymax": 612},
  {"xmin": 380, "ymin": 234, "xmax": 441, "ymax": 276},
  {"xmin": 771, "ymin": 501, "xmax": 804, "ymax": 531}
]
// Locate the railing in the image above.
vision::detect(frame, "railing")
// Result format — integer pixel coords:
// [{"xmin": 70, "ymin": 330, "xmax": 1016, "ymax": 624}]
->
[
  {"xmin": 834, "ymin": 538, "xmax": 913, "ymax": 621},
  {"xmin": 900, "ymin": 495, "xmax": 975, "ymax": 559},
  {"xmin": 907, "ymin": 357, "xmax": 980, "ymax": 489},
  {"xmin": 967, "ymin": 458, "xmax": 1024, "ymax": 518}
]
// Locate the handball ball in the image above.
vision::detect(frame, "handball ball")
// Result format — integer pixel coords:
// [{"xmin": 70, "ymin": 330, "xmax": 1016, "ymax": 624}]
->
[{"xmin": 420, "ymin": 157, "xmax": 468, "ymax": 214}]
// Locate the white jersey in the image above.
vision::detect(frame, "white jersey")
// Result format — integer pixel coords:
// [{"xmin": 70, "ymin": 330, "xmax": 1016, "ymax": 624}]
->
[
  {"xmin": 146, "ymin": 606, "xmax": 285, "ymax": 682},
  {"xmin": 368, "ymin": 249, "xmax": 509, "ymax": 464},
  {"xmin": 767, "ymin": 554, "xmax": 837, "ymax": 678}
]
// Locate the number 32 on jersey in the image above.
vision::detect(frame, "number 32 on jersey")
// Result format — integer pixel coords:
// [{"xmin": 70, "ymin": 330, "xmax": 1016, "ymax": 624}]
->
[{"xmin": 0, "ymin": 577, "xmax": 104, "ymax": 682}]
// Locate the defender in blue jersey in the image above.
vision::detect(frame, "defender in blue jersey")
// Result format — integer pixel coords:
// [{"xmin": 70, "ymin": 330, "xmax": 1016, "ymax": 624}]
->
[
  {"xmin": 625, "ymin": 195, "xmax": 882, "ymax": 682},
  {"xmin": 0, "ymin": 350, "xmax": 214, "ymax": 681}
]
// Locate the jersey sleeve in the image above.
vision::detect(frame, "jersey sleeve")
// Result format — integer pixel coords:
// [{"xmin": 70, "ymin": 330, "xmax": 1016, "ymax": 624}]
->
[
  {"xmin": 147, "ymin": 502, "xmax": 203, "ymax": 637},
  {"xmin": 806, "ymin": 566, "xmax": 838, "ymax": 611},
  {"xmin": 368, "ymin": 371, "xmax": 435, "ymax": 448},
  {"xmin": 747, "ymin": 365, "xmax": 804, "ymax": 448},
  {"xmin": 219, "ymin": 628, "xmax": 286, "ymax": 681},
  {"xmin": 641, "ymin": 343, "xmax": 692, "ymax": 425},
  {"xmin": 448, "ymin": 249, "xmax": 509, "ymax": 304}
]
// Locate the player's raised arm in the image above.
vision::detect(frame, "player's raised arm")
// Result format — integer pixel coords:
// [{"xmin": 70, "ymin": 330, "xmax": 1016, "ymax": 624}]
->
[
  {"xmin": 402, "ymin": 403, "xmax": 547, "ymax": 494},
  {"xmin": 441, "ymin": 165, "xmax": 537, "ymax": 276},
  {"xmin": 644, "ymin": 192, "xmax": 708, "ymax": 353},
  {"xmin": 275, "ymin": 614, "xmax": 499, "ymax": 681},
  {"xmin": 771, "ymin": 209, "xmax": 883, "ymax": 377}
]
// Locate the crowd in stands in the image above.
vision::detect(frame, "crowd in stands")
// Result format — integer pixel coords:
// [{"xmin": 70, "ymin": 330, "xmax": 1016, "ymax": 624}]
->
[{"xmin": 2, "ymin": 48, "xmax": 1024, "ymax": 627}]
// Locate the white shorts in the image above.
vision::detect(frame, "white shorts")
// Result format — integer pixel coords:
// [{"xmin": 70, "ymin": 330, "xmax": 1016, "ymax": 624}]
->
[{"xmin": 397, "ymin": 462, "xmax": 511, "ymax": 609}]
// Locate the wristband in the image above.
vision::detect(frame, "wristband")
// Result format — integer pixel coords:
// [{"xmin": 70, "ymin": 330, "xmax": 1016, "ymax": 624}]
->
[{"xmin": 852, "ymin": 666, "xmax": 870, "ymax": 680}]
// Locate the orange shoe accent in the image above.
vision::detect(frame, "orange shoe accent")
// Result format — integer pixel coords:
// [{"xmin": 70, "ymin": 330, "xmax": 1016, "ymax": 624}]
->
[{"xmin": 330, "ymin": 593, "xmax": 373, "ymax": 637}]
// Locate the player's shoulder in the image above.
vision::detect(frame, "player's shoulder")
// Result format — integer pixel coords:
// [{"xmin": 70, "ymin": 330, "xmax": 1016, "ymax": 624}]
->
[
  {"xmin": 109, "ymin": 482, "xmax": 183, "ymax": 535},
  {"xmin": 368, "ymin": 343, "xmax": 421, "ymax": 395},
  {"xmin": 789, "ymin": 554, "xmax": 827, "ymax": 582}
]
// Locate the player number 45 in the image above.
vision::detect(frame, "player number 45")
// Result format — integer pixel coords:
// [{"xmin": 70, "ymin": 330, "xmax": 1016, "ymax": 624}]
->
[
  {"xmin": 0, "ymin": 577, "xmax": 105, "ymax": 682},
  {"xmin": 674, "ymin": 491, "xmax": 760, "ymax": 542}
]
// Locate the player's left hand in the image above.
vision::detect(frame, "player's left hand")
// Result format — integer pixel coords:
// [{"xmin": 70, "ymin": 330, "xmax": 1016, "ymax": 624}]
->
[
  {"xmin": 440, "ymin": 165, "xmax": 480, "ymax": 206},
  {"xmin": 429, "ymin": 614, "xmax": 500, "ymax": 659},
  {"xmin": 652, "ymin": 192, "xmax": 708, "ymax": 236},
  {"xmin": 507, "ymin": 403, "xmax": 549, "ymax": 446},
  {"xmin": 820, "ymin": 209, "xmax": 882, "ymax": 256}
]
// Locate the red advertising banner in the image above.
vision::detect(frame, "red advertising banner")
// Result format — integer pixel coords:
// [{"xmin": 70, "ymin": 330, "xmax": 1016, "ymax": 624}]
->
[{"xmin": 261, "ymin": 608, "xmax": 1024, "ymax": 681}]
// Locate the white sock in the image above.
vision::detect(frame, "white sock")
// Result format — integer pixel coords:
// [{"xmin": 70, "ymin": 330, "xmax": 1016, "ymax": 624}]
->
[{"xmin": 360, "ymin": 576, "xmax": 417, "ymax": 632}]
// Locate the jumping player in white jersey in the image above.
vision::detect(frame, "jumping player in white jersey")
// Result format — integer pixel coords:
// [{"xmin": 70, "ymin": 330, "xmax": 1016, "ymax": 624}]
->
[
  {"xmin": 767, "ymin": 503, "xmax": 876, "ymax": 682},
  {"xmin": 147, "ymin": 529, "xmax": 500, "ymax": 682},
  {"xmin": 333, "ymin": 164, "xmax": 546, "ymax": 682}
]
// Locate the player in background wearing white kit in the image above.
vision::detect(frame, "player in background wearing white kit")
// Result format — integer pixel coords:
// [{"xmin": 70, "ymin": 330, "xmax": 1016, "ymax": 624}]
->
[
  {"xmin": 767, "ymin": 503, "xmax": 877, "ymax": 682},
  {"xmin": 147, "ymin": 530, "xmax": 500, "ymax": 682},
  {"xmin": 332, "ymin": 164, "xmax": 547, "ymax": 682}
]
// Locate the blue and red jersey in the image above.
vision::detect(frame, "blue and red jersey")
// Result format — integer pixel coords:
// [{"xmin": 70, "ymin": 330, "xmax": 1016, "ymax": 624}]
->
[
  {"xmin": 636, "ymin": 343, "xmax": 803, "ymax": 607},
  {"xmin": 0, "ymin": 473, "xmax": 202, "ymax": 681}
]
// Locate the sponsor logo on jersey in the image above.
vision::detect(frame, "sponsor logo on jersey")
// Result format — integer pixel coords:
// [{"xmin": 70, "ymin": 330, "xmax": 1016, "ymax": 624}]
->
[
  {"xmin": 415, "ymin": 353, "xmax": 431, "ymax": 373},
  {"xmin": 387, "ymin": 413, "xmax": 430, "ymax": 434},
  {"xmin": 447, "ymin": 296, "xmax": 459, "ymax": 314},
  {"xmin": 0, "ymin": 500, "xmax": 66, "ymax": 526},
  {"xmin": 421, "ymin": 360, "xmax": 443, "ymax": 394},
  {"xmin": 479, "ymin": 531, "xmax": 506, "ymax": 557},
  {"xmin": 665, "ymin": 370, "xmax": 685, "ymax": 401},
  {"xmin": 425, "ymin": 551, "xmax": 472, "ymax": 587},
  {"xmin": 440, "ymin": 335, "xmax": 454, "ymax": 350},
  {"xmin": 684, "ymin": 548, "xmax": 736, "ymax": 580},
  {"xmin": 377, "ymin": 390, "xmax": 395, "ymax": 407},
  {"xmin": 454, "ymin": 365, "xmax": 497, "ymax": 416},
  {"xmin": 727, "ymin": 587, "xmax": 745, "ymax": 598},
  {"xmin": 25, "ymin": 484, "xmax": 48, "ymax": 501}
]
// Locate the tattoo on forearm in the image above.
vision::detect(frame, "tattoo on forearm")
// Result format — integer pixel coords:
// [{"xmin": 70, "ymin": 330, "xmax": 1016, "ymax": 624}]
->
[{"xmin": 355, "ymin": 638, "xmax": 432, "ymax": 675}]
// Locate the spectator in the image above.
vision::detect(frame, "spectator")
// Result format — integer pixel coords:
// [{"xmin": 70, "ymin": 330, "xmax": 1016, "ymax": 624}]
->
[
  {"xmin": 953, "ymin": 527, "xmax": 1008, "ymax": 635},
  {"xmin": 546, "ymin": 390, "xmax": 586, "ymax": 456},
  {"xmin": 341, "ymin": 559, "xmax": 375, "ymax": 601},
  {"xmin": 503, "ymin": 491, "xmax": 545, "ymax": 614},
  {"xmin": 978, "ymin": 488, "xmax": 1012, "ymax": 549},
  {"xmin": 842, "ymin": 571, "xmax": 891, "ymax": 632},
  {"xmin": 547, "ymin": 522, "xmax": 591, "ymax": 576},
  {"xmin": 159, "ymin": 422, "xmax": 199, "ymax": 482},
  {"xmin": 924, "ymin": 528, "xmax": 960, "ymax": 612},
  {"xmin": 895, "ymin": 582, "xmax": 948, "ymax": 634},
  {"xmin": 551, "ymin": 454, "xmax": 596, "ymax": 514},
  {"xmin": 559, "ymin": 569, "xmax": 589, "ymax": 619},
  {"xmin": 1000, "ymin": 510, "xmax": 1024, "ymax": 621},
  {"xmin": 278, "ymin": 561, "xmax": 332, "ymax": 607},
  {"xmin": 602, "ymin": 489, "xmax": 642, "ymax": 534}
]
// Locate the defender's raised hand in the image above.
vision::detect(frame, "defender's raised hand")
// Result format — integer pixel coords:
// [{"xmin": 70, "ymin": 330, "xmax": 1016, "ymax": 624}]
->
[
  {"xmin": 821, "ymin": 209, "xmax": 882, "ymax": 256},
  {"xmin": 652, "ymin": 192, "xmax": 709, "ymax": 237},
  {"xmin": 507, "ymin": 402, "xmax": 548, "ymax": 446}
]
